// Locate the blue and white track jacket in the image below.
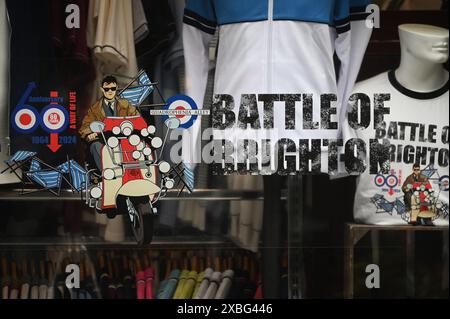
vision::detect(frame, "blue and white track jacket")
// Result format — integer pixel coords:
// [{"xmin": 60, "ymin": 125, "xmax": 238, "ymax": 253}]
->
[{"xmin": 182, "ymin": 0, "xmax": 372, "ymax": 169}]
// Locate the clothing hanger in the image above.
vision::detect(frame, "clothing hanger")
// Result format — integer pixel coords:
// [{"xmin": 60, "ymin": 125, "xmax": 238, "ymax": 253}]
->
[
  {"xmin": 1, "ymin": 255, "xmax": 8, "ymax": 278},
  {"xmin": 135, "ymin": 253, "xmax": 143, "ymax": 273},
  {"xmin": 236, "ymin": 253, "xmax": 243, "ymax": 271},
  {"xmin": 39, "ymin": 259, "xmax": 46, "ymax": 281},
  {"xmin": 199, "ymin": 257, "xmax": 205, "ymax": 272},
  {"xmin": 98, "ymin": 251, "xmax": 106, "ymax": 272},
  {"xmin": 80, "ymin": 255, "xmax": 86, "ymax": 283},
  {"xmin": 47, "ymin": 260, "xmax": 54, "ymax": 284},
  {"xmin": 227, "ymin": 255, "xmax": 234, "ymax": 271},
  {"xmin": 214, "ymin": 256, "xmax": 221, "ymax": 272},
  {"xmin": 206, "ymin": 255, "xmax": 213, "ymax": 269},
  {"xmin": 29, "ymin": 258, "xmax": 39, "ymax": 299},
  {"xmin": 11, "ymin": 260, "xmax": 18, "ymax": 286},
  {"xmin": 223, "ymin": 257, "xmax": 228, "ymax": 271},
  {"xmin": 243, "ymin": 255, "xmax": 250, "ymax": 273},
  {"xmin": 107, "ymin": 252, "xmax": 114, "ymax": 279},
  {"xmin": 8, "ymin": 260, "xmax": 19, "ymax": 299},
  {"xmin": 1, "ymin": 255, "xmax": 10, "ymax": 299},
  {"xmin": 143, "ymin": 253, "xmax": 150, "ymax": 270},
  {"xmin": 190, "ymin": 255, "xmax": 198, "ymax": 273},
  {"xmin": 30, "ymin": 259, "xmax": 37, "ymax": 278},
  {"xmin": 182, "ymin": 257, "xmax": 189, "ymax": 271},
  {"xmin": 250, "ymin": 256, "xmax": 257, "ymax": 283}
]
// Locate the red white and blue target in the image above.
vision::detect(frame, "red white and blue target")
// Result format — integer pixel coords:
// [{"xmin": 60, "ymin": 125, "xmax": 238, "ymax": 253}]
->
[
  {"xmin": 11, "ymin": 105, "xmax": 39, "ymax": 133},
  {"xmin": 40, "ymin": 104, "xmax": 69, "ymax": 133},
  {"xmin": 163, "ymin": 95, "xmax": 198, "ymax": 129},
  {"xmin": 374, "ymin": 174, "xmax": 386, "ymax": 187},
  {"xmin": 385, "ymin": 175, "xmax": 398, "ymax": 188},
  {"xmin": 440, "ymin": 176, "xmax": 449, "ymax": 191}
]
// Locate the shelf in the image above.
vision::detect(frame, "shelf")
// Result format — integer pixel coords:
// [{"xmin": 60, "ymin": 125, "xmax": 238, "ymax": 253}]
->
[
  {"xmin": 0, "ymin": 189, "xmax": 274, "ymax": 202},
  {"xmin": 347, "ymin": 223, "xmax": 449, "ymax": 232},
  {"xmin": 0, "ymin": 235, "xmax": 239, "ymax": 250}
]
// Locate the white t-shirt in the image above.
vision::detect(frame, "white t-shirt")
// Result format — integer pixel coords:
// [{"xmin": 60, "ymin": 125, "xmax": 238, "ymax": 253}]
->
[{"xmin": 343, "ymin": 71, "xmax": 449, "ymax": 226}]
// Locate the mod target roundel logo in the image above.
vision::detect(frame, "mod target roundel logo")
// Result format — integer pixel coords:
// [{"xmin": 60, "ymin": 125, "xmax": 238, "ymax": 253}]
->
[
  {"xmin": 163, "ymin": 95, "xmax": 198, "ymax": 129},
  {"xmin": 374, "ymin": 174, "xmax": 386, "ymax": 187},
  {"xmin": 385, "ymin": 175, "xmax": 398, "ymax": 188},
  {"xmin": 12, "ymin": 105, "xmax": 40, "ymax": 133},
  {"xmin": 40, "ymin": 104, "xmax": 69, "ymax": 133}
]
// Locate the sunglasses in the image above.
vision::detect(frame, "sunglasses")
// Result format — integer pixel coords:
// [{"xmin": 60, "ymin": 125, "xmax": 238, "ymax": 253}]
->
[
  {"xmin": 414, "ymin": 169, "xmax": 420, "ymax": 171},
  {"xmin": 103, "ymin": 87, "xmax": 117, "ymax": 92}
]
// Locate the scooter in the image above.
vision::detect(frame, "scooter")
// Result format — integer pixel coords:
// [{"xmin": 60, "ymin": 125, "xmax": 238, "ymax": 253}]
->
[{"xmin": 84, "ymin": 115, "xmax": 180, "ymax": 245}]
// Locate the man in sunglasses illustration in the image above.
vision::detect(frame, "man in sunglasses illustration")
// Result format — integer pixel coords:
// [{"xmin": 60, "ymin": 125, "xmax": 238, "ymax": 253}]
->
[
  {"xmin": 79, "ymin": 75, "xmax": 138, "ymax": 170},
  {"xmin": 402, "ymin": 163, "xmax": 433, "ymax": 225}
]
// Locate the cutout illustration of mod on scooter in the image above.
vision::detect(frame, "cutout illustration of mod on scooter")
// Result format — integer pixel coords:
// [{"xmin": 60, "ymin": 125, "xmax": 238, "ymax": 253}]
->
[{"xmin": 80, "ymin": 70, "xmax": 197, "ymax": 245}]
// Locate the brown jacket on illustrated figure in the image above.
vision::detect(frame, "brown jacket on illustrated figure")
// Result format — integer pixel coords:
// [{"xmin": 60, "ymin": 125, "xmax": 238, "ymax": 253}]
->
[
  {"xmin": 78, "ymin": 98, "xmax": 139, "ymax": 141},
  {"xmin": 401, "ymin": 173, "xmax": 429, "ymax": 193}
]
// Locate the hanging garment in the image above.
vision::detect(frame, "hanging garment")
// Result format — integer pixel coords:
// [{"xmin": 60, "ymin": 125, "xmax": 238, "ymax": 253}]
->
[
  {"xmin": 193, "ymin": 267, "xmax": 213, "ymax": 299},
  {"xmin": 30, "ymin": 277, "xmax": 39, "ymax": 299},
  {"xmin": 1, "ymin": 278, "xmax": 9, "ymax": 299},
  {"xmin": 215, "ymin": 269, "xmax": 233, "ymax": 299},
  {"xmin": 47, "ymin": 282, "xmax": 55, "ymax": 299},
  {"xmin": 342, "ymin": 71, "xmax": 449, "ymax": 226},
  {"xmin": 9, "ymin": 287, "xmax": 18, "ymax": 299},
  {"xmin": 132, "ymin": 0, "xmax": 149, "ymax": 44},
  {"xmin": 38, "ymin": 282, "xmax": 48, "ymax": 300},
  {"xmin": 0, "ymin": 0, "xmax": 18, "ymax": 185},
  {"xmin": 83, "ymin": 276, "xmax": 98, "ymax": 299},
  {"xmin": 135, "ymin": 0, "xmax": 176, "ymax": 63},
  {"xmin": 178, "ymin": 271, "xmax": 198, "ymax": 299},
  {"xmin": 157, "ymin": 269, "xmax": 180, "ymax": 299},
  {"xmin": 229, "ymin": 268, "xmax": 248, "ymax": 299},
  {"xmin": 87, "ymin": 0, "xmax": 138, "ymax": 100},
  {"xmin": 254, "ymin": 283, "xmax": 263, "ymax": 299},
  {"xmin": 54, "ymin": 274, "xmax": 71, "ymax": 299},
  {"xmin": 228, "ymin": 175, "xmax": 263, "ymax": 252},
  {"xmin": 50, "ymin": 0, "xmax": 95, "ymax": 89},
  {"xmin": 181, "ymin": 0, "xmax": 372, "ymax": 172},
  {"xmin": 145, "ymin": 267, "xmax": 155, "ymax": 299},
  {"xmin": 165, "ymin": 0, "xmax": 186, "ymax": 69},
  {"xmin": 136, "ymin": 270, "xmax": 146, "ymax": 300},
  {"xmin": 38, "ymin": 260, "xmax": 48, "ymax": 299},
  {"xmin": 172, "ymin": 269, "xmax": 189, "ymax": 299},
  {"xmin": 192, "ymin": 271, "xmax": 204, "ymax": 298},
  {"xmin": 122, "ymin": 264, "xmax": 135, "ymax": 299},
  {"xmin": 19, "ymin": 263, "xmax": 30, "ymax": 299},
  {"xmin": 98, "ymin": 263, "xmax": 110, "ymax": 299},
  {"xmin": 202, "ymin": 271, "xmax": 221, "ymax": 299}
]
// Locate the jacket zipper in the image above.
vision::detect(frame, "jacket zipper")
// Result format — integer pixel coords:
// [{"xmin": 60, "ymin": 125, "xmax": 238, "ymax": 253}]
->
[{"xmin": 267, "ymin": 0, "xmax": 273, "ymax": 93}]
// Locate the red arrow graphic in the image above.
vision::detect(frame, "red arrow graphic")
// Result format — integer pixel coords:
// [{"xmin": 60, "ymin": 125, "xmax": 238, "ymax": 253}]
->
[{"xmin": 47, "ymin": 133, "xmax": 61, "ymax": 152}]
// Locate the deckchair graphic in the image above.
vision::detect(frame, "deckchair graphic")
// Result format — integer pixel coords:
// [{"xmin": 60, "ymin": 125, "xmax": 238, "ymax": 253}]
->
[
  {"xmin": 1, "ymin": 151, "xmax": 87, "ymax": 196},
  {"xmin": 6, "ymin": 151, "xmax": 37, "ymax": 164},
  {"xmin": 119, "ymin": 71, "xmax": 154, "ymax": 107},
  {"xmin": 1, "ymin": 151, "xmax": 38, "ymax": 182},
  {"xmin": 58, "ymin": 160, "xmax": 89, "ymax": 192},
  {"xmin": 25, "ymin": 164, "xmax": 63, "ymax": 195}
]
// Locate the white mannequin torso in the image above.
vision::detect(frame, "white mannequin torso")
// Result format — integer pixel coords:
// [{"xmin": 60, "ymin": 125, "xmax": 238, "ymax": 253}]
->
[{"xmin": 395, "ymin": 24, "xmax": 449, "ymax": 92}]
